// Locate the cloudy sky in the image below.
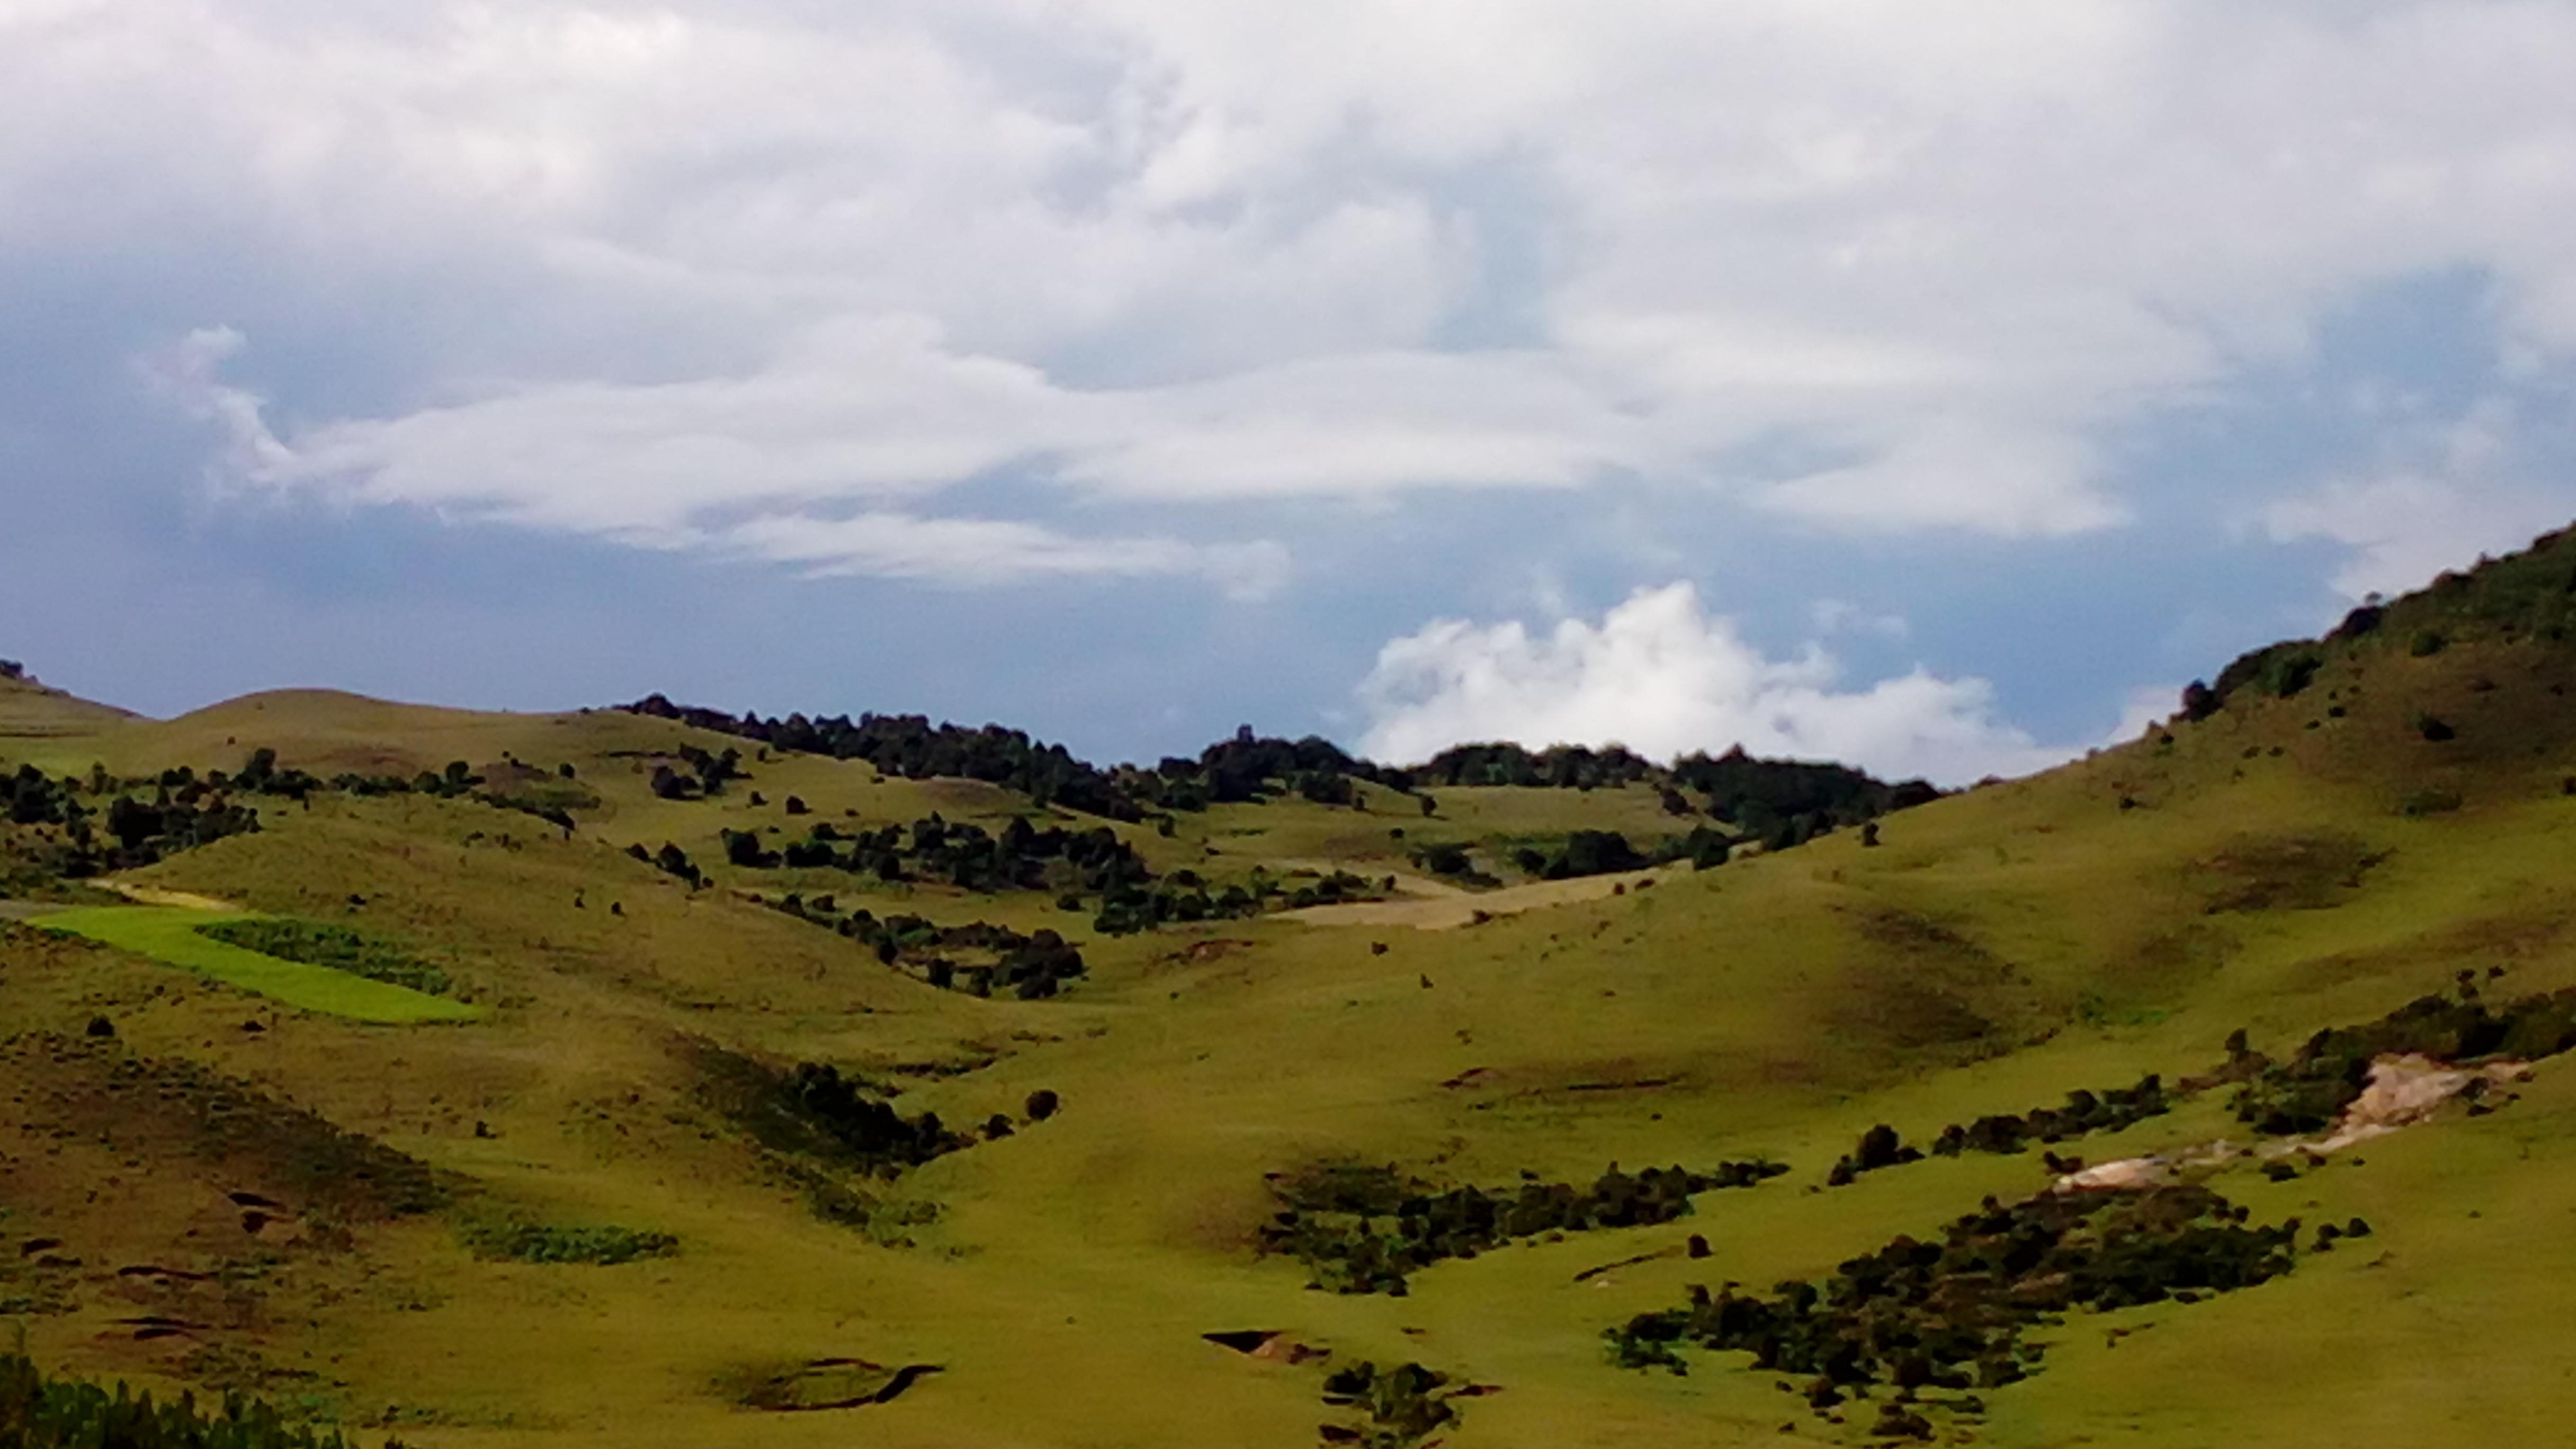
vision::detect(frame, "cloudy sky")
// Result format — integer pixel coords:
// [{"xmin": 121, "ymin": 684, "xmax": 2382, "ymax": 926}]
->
[{"xmin": 8, "ymin": 0, "xmax": 2576, "ymax": 783}]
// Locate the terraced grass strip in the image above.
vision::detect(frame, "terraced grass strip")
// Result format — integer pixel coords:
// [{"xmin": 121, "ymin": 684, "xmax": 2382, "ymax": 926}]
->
[{"xmin": 36, "ymin": 906, "xmax": 480, "ymax": 1024}]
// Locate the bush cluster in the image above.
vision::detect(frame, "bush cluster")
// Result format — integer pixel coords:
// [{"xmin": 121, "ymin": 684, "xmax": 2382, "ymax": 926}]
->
[
  {"xmin": 1606, "ymin": 1186, "xmax": 2297, "ymax": 1417},
  {"xmin": 0, "ymin": 1354, "xmax": 404, "ymax": 1449},
  {"xmin": 1928, "ymin": 1075, "xmax": 2172, "ymax": 1159},
  {"xmin": 754, "ymin": 1061, "xmax": 969, "ymax": 1173},
  {"xmin": 625, "ymin": 840, "xmax": 704, "ymax": 887},
  {"xmin": 1094, "ymin": 866, "xmax": 1381, "ymax": 934},
  {"xmin": 622, "ymin": 695, "xmax": 1155, "ymax": 819},
  {"xmin": 456, "ymin": 1218, "xmax": 678, "ymax": 1265},
  {"xmin": 2231, "ymin": 986, "xmax": 2576, "ymax": 1135},
  {"xmin": 1826, "ymin": 1075, "xmax": 2177, "ymax": 1187},
  {"xmin": 5, "ymin": 763, "xmax": 261, "ymax": 878},
  {"xmin": 727, "ymin": 814, "xmax": 1150, "ymax": 896},
  {"xmin": 196, "ymin": 918, "xmax": 452, "ymax": 996},
  {"xmin": 1319, "ymin": 1361, "xmax": 1460, "ymax": 1449},
  {"xmin": 1262, "ymin": 1158, "xmax": 1788, "ymax": 1294},
  {"xmin": 765, "ymin": 893, "xmax": 1087, "ymax": 998}
]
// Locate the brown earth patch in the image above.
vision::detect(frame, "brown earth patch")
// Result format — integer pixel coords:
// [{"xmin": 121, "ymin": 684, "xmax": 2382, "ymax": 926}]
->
[
  {"xmin": 2192, "ymin": 831, "xmax": 2386, "ymax": 914},
  {"xmin": 1827, "ymin": 907, "xmax": 2020, "ymax": 1052}
]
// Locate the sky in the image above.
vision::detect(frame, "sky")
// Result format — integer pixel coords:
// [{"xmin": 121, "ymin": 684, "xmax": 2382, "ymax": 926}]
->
[{"xmin": 7, "ymin": 0, "xmax": 2576, "ymax": 785}]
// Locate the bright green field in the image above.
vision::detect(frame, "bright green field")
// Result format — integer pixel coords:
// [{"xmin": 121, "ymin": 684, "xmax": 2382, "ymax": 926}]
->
[{"xmin": 33, "ymin": 906, "xmax": 481, "ymax": 1024}]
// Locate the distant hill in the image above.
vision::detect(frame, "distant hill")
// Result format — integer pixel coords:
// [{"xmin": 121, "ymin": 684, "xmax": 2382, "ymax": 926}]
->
[{"xmin": 0, "ymin": 661, "xmax": 133, "ymax": 741}]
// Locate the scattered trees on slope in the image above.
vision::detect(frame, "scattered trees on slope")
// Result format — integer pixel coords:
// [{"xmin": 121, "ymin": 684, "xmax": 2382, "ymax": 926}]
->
[
  {"xmin": 1262, "ymin": 1158, "xmax": 1788, "ymax": 1294},
  {"xmin": 1606, "ymin": 1186, "xmax": 2298, "ymax": 1423}
]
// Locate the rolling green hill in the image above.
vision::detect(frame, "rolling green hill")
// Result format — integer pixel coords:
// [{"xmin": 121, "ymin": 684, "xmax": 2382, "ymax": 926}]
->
[{"xmin": 8, "ymin": 527, "xmax": 2576, "ymax": 1447}]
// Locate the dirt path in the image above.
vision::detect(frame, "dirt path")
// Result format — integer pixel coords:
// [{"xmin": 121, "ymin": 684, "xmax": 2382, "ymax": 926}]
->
[
  {"xmin": 1284, "ymin": 865, "xmax": 1683, "ymax": 931},
  {"xmin": 99, "ymin": 882, "xmax": 242, "ymax": 911}
]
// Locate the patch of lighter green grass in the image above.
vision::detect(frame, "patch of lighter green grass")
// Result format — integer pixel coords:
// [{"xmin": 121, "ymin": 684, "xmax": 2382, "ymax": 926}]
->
[{"xmin": 36, "ymin": 905, "xmax": 482, "ymax": 1024}]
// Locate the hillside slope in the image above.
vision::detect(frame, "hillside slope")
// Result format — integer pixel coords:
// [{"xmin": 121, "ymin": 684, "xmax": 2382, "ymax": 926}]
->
[{"xmin": 6, "ymin": 528, "xmax": 2576, "ymax": 1447}]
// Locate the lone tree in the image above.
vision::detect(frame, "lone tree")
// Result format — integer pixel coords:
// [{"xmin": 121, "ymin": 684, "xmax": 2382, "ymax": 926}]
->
[{"xmin": 1025, "ymin": 1088, "xmax": 1061, "ymax": 1122}]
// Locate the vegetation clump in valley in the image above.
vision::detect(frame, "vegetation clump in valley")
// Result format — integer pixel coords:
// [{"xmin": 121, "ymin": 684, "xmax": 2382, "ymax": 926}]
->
[
  {"xmin": 696, "ymin": 1047, "xmax": 971, "ymax": 1177},
  {"xmin": 1262, "ymin": 1158, "xmax": 1788, "ymax": 1294},
  {"xmin": 1318, "ymin": 1361, "xmax": 1467, "ymax": 1449},
  {"xmin": 2231, "ymin": 985, "xmax": 2576, "ymax": 1135},
  {"xmin": 762, "ymin": 892, "xmax": 1088, "ymax": 998},
  {"xmin": 455, "ymin": 1217, "xmax": 678, "ymax": 1265},
  {"xmin": 1826, "ymin": 1074, "xmax": 2178, "ymax": 1187},
  {"xmin": 1605, "ymin": 1186, "xmax": 2298, "ymax": 1418}
]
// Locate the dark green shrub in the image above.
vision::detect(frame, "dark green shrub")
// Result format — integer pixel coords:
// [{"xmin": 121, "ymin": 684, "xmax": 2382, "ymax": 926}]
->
[
  {"xmin": 457, "ymin": 1217, "xmax": 677, "ymax": 1265},
  {"xmin": 0, "ymin": 1354, "xmax": 400, "ymax": 1448},
  {"xmin": 197, "ymin": 918, "xmax": 451, "ymax": 995},
  {"xmin": 1264, "ymin": 1157, "xmax": 1786, "ymax": 1293}
]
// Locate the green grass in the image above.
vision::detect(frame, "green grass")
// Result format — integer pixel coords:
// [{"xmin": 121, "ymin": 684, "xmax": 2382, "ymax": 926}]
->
[
  {"xmin": 35, "ymin": 906, "xmax": 481, "ymax": 1024},
  {"xmin": 8, "ymin": 537, "xmax": 2576, "ymax": 1447},
  {"xmin": 194, "ymin": 916, "xmax": 453, "ymax": 995}
]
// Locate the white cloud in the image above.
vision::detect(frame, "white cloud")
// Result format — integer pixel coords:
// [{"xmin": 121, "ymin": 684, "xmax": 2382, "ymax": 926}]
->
[
  {"xmin": 143, "ymin": 323, "xmax": 1271, "ymax": 591},
  {"xmin": 2259, "ymin": 398, "xmax": 2576, "ymax": 601},
  {"xmin": 20, "ymin": 1, "xmax": 2576, "ymax": 571},
  {"xmin": 1810, "ymin": 598, "xmax": 1910, "ymax": 641},
  {"xmin": 1354, "ymin": 583, "xmax": 2073, "ymax": 785},
  {"xmin": 2105, "ymin": 684, "xmax": 2186, "ymax": 744}
]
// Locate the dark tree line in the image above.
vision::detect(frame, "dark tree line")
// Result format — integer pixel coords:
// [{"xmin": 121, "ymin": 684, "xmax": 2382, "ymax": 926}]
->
[
  {"xmin": 1826, "ymin": 1074, "xmax": 2175, "ymax": 1186},
  {"xmin": 1670, "ymin": 746, "xmax": 1940, "ymax": 850},
  {"xmin": 1415, "ymin": 741, "xmax": 1662, "ymax": 790},
  {"xmin": 1097, "ymin": 866, "xmax": 1384, "ymax": 934},
  {"xmin": 723, "ymin": 814, "xmax": 1150, "ymax": 896},
  {"xmin": 1262, "ymin": 1157, "xmax": 1788, "ymax": 1294},
  {"xmin": 1606, "ymin": 1185, "xmax": 2298, "ymax": 1425},
  {"xmin": 1417, "ymin": 825, "xmax": 1732, "ymax": 887},
  {"xmin": 622, "ymin": 695, "xmax": 1146, "ymax": 819},
  {"xmin": 615, "ymin": 697, "xmax": 1942, "ymax": 848},
  {"xmin": 1128, "ymin": 724, "xmax": 1418, "ymax": 811},
  {"xmin": 719, "ymin": 813, "xmax": 1376, "ymax": 935},
  {"xmin": 763, "ymin": 892, "xmax": 1087, "ymax": 999}
]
